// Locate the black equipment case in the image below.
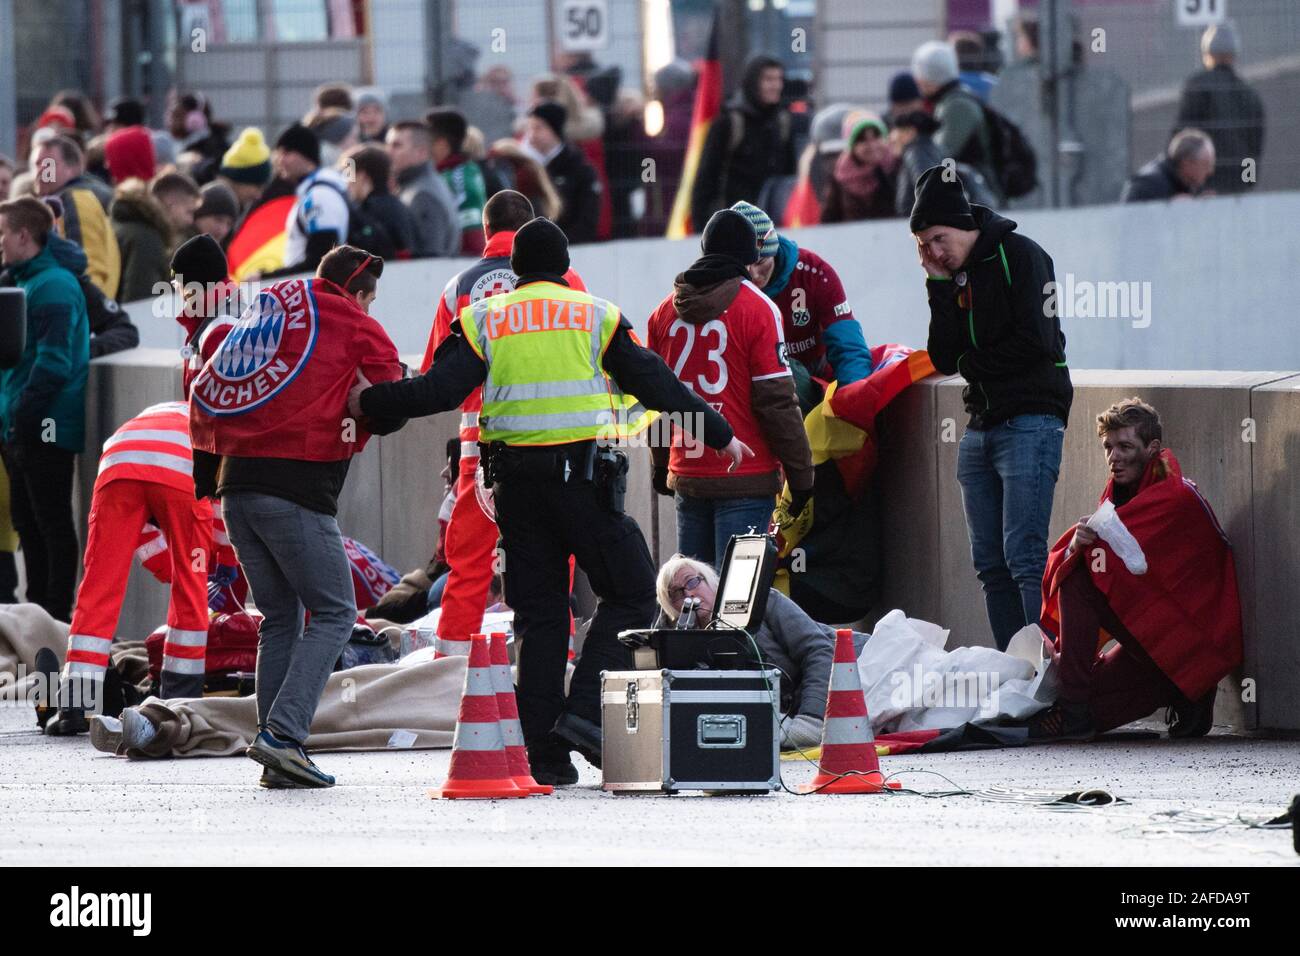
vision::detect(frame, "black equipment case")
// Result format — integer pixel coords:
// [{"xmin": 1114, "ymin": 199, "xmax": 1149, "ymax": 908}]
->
[{"xmin": 600, "ymin": 668, "xmax": 781, "ymax": 793}]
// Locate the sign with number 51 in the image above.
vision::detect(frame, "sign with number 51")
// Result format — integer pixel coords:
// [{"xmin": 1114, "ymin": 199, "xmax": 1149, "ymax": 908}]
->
[
  {"xmin": 557, "ymin": 0, "xmax": 609, "ymax": 53},
  {"xmin": 1176, "ymin": 0, "xmax": 1227, "ymax": 28}
]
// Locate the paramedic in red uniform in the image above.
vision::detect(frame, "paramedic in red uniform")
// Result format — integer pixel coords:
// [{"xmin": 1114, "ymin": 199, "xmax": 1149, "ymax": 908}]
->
[
  {"xmin": 45, "ymin": 235, "xmax": 240, "ymax": 736},
  {"xmin": 419, "ymin": 190, "xmax": 586, "ymax": 659},
  {"xmin": 730, "ymin": 201, "xmax": 874, "ymax": 407},
  {"xmin": 1035, "ymin": 398, "xmax": 1243, "ymax": 740},
  {"xmin": 44, "ymin": 402, "xmax": 215, "ymax": 735},
  {"xmin": 648, "ymin": 208, "xmax": 814, "ymax": 566}
]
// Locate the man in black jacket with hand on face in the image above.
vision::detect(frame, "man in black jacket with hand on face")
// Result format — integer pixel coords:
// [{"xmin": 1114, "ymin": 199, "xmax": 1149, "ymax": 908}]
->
[{"xmin": 911, "ymin": 167, "xmax": 1072, "ymax": 651}]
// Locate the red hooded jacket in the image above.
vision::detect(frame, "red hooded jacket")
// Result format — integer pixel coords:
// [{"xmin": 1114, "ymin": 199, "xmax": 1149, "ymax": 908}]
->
[{"xmin": 190, "ymin": 277, "xmax": 402, "ymax": 460}]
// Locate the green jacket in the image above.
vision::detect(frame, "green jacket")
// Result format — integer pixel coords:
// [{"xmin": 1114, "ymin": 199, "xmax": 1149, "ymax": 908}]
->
[
  {"xmin": 438, "ymin": 156, "xmax": 488, "ymax": 237},
  {"xmin": 110, "ymin": 187, "xmax": 172, "ymax": 304},
  {"xmin": 0, "ymin": 242, "xmax": 90, "ymax": 451}
]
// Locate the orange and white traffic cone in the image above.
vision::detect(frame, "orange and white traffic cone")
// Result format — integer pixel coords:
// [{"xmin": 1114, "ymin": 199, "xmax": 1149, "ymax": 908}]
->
[
  {"xmin": 799, "ymin": 628, "xmax": 901, "ymax": 795},
  {"xmin": 489, "ymin": 631, "xmax": 553, "ymax": 795},
  {"xmin": 430, "ymin": 633, "xmax": 529, "ymax": 800}
]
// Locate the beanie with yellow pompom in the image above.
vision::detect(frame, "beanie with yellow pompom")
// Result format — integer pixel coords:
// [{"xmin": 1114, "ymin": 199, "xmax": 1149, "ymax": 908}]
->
[{"xmin": 219, "ymin": 127, "xmax": 273, "ymax": 186}]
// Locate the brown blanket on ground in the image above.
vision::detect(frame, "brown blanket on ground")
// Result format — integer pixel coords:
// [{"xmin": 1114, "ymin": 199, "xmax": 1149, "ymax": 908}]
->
[
  {"xmin": 132, "ymin": 657, "xmax": 466, "ymax": 757},
  {"xmin": 0, "ymin": 604, "xmax": 69, "ymax": 702}
]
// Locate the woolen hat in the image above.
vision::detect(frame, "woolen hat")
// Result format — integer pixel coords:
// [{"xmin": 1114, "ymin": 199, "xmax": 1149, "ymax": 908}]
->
[
  {"xmin": 104, "ymin": 126, "xmax": 157, "ymax": 184},
  {"xmin": 729, "ymin": 201, "xmax": 778, "ymax": 258},
  {"xmin": 220, "ymin": 127, "xmax": 273, "ymax": 185},
  {"xmin": 170, "ymin": 233, "xmax": 229, "ymax": 286},
  {"xmin": 510, "ymin": 217, "xmax": 570, "ymax": 277},
  {"xmin": 104, "ymin": 97, "xmax": 146, "ymax": 128},
  {"xmin": 909, "ymin": 165, "xmax": 976, "ymax": 233},
  {"xmin": 1202, "ymin": 21, "xmax": 1240, "ymax": 58},
  {"xmin": 274, "ymin": 122, "xmax": 320, "ymax": 166},
  {"xmin": 529, "ymin": 101, "xmax": 568, "ymax": 141},
  {"xmin": 195, "ymin": 181, "xmax": 239, "ymax": 221},
  {"xmin": 701, "ymin": 210, "xmax": 760, "ymax": 266},
  {"xmin": 888, "ymin": 71, "xmax": 922, "ymax": 105},
  {"xmin": 911, "ymin": 41, "xmax": 959, "ymax": 87}
]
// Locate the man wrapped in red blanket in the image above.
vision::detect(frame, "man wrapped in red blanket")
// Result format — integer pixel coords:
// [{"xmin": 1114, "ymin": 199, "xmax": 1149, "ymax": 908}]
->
[{"xmin": 1036, "ymin": 398, "xmax": 1242, "ymax": 739}]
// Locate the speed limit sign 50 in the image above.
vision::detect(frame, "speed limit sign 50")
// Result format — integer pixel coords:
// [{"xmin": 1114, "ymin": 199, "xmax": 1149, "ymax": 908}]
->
[
  {"xmin": 557, "ymin": 0, "xmax": 609, "ymax": 53},
  {"xmin": 1176, "ymin": 0, "xmax": 1227, "ymax": 28}
]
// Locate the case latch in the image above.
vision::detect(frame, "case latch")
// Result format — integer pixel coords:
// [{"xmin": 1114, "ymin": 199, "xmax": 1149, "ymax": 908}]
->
[{"xmin": 625, "ymin": 680, "xmax": 639, "ymax": 733}]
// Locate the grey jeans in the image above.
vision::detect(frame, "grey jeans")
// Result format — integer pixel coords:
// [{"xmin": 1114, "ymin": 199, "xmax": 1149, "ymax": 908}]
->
[{"xmin": 221, "ymin": 493, "xmax": 357, "ymax": 744}]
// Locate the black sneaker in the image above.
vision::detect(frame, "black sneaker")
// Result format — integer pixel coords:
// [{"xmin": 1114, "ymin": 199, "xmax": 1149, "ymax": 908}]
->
[
  {"xmin": 553, "ymin": 711, "xmax": 602, "ymax": 769},
  {"xmin": 44, "ymin": 708, "xmax": 91, "ymax": 736},
  {"xmin": 246, "ymin": 730, "xmax": 335, "ymax": 788},
  {"xmin": 259, "ymin": 766, "xmax": 307, "ymax": 789},
  {"xmin": 529, "ymin": 756, "xmax": 579, "ymax": 787},
  {"xmin": 32, "ymin": 648, "xmax": 60, "ymax": 729}
]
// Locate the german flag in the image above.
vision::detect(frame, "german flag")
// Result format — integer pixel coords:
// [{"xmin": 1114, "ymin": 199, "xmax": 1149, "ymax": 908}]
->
[
  {"xmin": 665, "ymin": 6, "xmax": 722, "ymax": 239},
  {"xmin": 772, "ymin": 345, "xmax": 937, "ymax": 618},
  {"xmin": 226, "ymin": 194, "xmax": 294, "ymax": 281}
]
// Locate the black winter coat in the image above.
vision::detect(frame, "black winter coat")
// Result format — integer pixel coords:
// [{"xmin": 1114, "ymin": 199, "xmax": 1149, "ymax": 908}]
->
[{"xmin": 924, "ymin": 206, "xmax": 1072, "ymax": 429}]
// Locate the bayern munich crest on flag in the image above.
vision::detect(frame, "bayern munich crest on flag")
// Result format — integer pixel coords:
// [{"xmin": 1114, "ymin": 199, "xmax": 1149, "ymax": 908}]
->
[{"xmin": 192, "ymin": 281, "xmax": 319, "ymax": 416}]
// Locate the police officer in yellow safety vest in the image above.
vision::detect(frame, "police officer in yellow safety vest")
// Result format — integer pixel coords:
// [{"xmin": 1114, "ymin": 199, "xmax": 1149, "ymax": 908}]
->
[{"xmin": 350, "ymin": 217, "xmax": 750, "ymax": 786}]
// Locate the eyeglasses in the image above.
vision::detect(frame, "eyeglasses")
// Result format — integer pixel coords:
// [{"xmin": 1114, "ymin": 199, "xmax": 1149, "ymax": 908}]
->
[{"xmin": 669, "ymin": 575, "xmax": 704, "ymax": 601}]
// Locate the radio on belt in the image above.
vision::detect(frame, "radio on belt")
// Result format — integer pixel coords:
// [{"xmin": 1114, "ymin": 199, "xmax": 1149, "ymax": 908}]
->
[{"xmin": 602, "ymin": 534, "xmax": 781, "ymax": 794}]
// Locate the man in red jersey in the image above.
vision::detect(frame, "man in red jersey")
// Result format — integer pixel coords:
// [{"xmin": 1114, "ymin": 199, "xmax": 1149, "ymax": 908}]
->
[
  {"xmin": 648, "ymin": 208, "xmax": 813, "ymax": 566},
  {"xmin": 418, "ymin": 190, "xmax": 586, "ymax": 658}
]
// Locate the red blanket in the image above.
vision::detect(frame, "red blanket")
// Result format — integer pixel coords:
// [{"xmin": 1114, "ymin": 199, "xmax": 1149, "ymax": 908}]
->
[{"xmin": 1040, "ymin": 449, "xmax": 1243, "ymax": 700}]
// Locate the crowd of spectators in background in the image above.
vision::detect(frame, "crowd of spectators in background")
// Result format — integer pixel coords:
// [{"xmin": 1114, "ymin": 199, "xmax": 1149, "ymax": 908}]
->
[{"xmin": 0, "ymin": 16, "xmax": 1268, "ymax": 314}]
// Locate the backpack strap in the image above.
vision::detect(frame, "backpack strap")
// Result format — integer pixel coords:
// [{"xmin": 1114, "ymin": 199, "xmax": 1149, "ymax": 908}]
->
[{"xmin": 296, "ymin": 176, "xmax": 350, "ymax": 234}]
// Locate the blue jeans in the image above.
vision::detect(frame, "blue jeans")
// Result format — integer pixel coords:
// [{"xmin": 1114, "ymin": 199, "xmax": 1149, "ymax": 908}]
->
[
  {"xmin": 674, "ymin": 493, "xmax": 775, "ymax": 568},
  {"xmin": 956, "ymin": 414, "xmax": 1065, "ymax": 650},
  {"xmin": 426, "ymin": 569, "xmax": 449, "ymax": 611}
]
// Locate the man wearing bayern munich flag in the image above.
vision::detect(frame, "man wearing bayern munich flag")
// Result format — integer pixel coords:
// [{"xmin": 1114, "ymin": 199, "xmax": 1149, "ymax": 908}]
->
[{"xmin": 189, "ymin": 246, "xmax": 406, "ymax": 789}]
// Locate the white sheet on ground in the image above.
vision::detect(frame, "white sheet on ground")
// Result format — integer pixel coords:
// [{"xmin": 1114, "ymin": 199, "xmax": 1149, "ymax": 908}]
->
[
  {"xmin": 397, "ymin": 608, "xmax": 515, "ymax": 662},
  {"xmin": 858, "ymin": 610, "xmax": 1056, "ymax": 735}
]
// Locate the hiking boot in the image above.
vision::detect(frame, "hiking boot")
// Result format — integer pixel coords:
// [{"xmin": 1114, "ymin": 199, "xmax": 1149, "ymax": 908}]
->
[
  {"xmin": 1168, "ymin": 692, "xmax": 1215, "ymax": 739},
  {"xmin": 553, "ymin": 711, "xmax": 602, "ymax": 769},
  {"xmin": 89, "ymin": 715, "xmax": 123, "ymax": 754},
  {"xmin": 246, "ymin": 730, "xmax": 335, "ymax": 788},
  {"xmin": 1028, "ymin": 701, "xmax": 1095, "ymax": 741}
]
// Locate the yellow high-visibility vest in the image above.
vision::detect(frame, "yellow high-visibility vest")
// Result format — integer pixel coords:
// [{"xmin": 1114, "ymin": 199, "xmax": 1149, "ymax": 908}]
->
[{"xmin": 459, "ymin": 282, "xmax": 656, "ymax": 446}]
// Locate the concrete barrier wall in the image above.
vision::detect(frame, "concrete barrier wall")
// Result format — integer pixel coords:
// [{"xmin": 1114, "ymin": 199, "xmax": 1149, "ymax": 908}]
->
[
  {"xmin": 127, "ymin": 190, "xmax": 1300, "ymax": 371},
  {"xmin": 71, "ymin": 359, "xmax": 1300, "ymax": 730}
]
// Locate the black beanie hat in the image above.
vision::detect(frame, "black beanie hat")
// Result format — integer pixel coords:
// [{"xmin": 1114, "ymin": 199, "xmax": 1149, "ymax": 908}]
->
[
  {"xmin": 909, "ymin": 165, "xmax": 976, "ymax": 233},
  {"xmin": 170, "ymin": 233, "xmax": 229, "ymax": 286},
  {"xmin": 529, "ymin": 101, "xmax": 568, "ymax": 141},
  {"xmin": 274, "ymin": 122, "xmax": 321, "ymax": 166},
  {"xmin": 511, "ymin": 217, "xmax": 570, "ymax": 277},
  {"xmin": 105, "ymin": 97, "xmax": 146, "ymax": 128},
  {"xmin": 700, "ymin": 209, "xmax": 760, "ymax": 266}
]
